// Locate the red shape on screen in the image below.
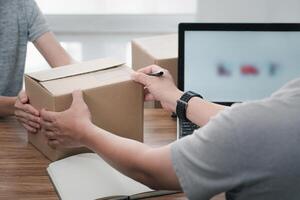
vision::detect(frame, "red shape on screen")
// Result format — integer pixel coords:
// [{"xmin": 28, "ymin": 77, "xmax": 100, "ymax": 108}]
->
[{"xmin": 240, "ymin": 65, "xmax": 259, "ymax": 75}]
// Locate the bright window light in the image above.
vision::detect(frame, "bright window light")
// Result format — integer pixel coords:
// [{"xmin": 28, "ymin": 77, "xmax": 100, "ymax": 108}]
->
[
  {"xmin": 25, "ymin": 42, "xmax": 82, "ymax": 73},
  {"xmin": 35, "ymin": 0, "xmax": 197, "ymax": 15}
]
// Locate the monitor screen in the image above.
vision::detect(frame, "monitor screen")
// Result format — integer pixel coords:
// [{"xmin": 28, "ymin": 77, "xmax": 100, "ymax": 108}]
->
[{"xmin": 184, "ymin": 31, "xmax": 300, "ymax": 102}]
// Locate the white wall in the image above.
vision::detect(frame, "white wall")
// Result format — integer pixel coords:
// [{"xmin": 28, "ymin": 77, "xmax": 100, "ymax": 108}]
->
[
  {"xmin": 26, "ymin": 14, "xmax": 195, "ymax": 73},
  {"xmin": 55, "ymin": 32, "xmax": 165, "ymax": 62},
  {"xmin": 26, "ymin": 32, "xmax": 166, "ymax": 73},
  {"xmin": 196, "ymin": 0, "xmax": 300, "ymax": 22},
  {"xmin": 26, "ymin": 0, "xmax": 300, "ymax": 73},
  {"xmin": 36, "ymin": 0, "xmax": 196, "ymax": 14}
]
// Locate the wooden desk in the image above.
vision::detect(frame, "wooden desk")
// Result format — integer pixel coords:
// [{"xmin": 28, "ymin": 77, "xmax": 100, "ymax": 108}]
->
[{"xmin": 0, "ymin": 109, "xmax": 224, "ymax": 200}]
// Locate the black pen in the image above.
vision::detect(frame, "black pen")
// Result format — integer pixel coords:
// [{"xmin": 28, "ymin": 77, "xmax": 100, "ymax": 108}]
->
[{"xmin": 147, "ymin": 71, "xmax": 164, "ymax": 77}]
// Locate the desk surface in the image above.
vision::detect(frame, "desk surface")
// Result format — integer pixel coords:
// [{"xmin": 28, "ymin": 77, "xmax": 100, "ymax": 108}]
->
[{"xmin": 0, "ymin": 109, "xmax": 224, "ymax": 200}]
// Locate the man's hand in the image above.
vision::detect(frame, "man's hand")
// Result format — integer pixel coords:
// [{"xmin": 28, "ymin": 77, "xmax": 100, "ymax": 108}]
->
[
  {"xmin": 40, "ymin": 90, "xmax": 92, "ymax": 149},
  {"xmin": 41, "ymin": 90, "xmax": 181, "ymax": 191},
  {"xmin": 132, "ymin": 65, "xmax": 183, "ymax": 112},
  {"xmin": 14, "ymin": 91, "xmax": 40, "ymax": 133}
]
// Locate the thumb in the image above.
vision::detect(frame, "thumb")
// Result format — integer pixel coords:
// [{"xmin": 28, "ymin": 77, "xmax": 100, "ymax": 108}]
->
[
  {"xmin": 40, "ymin": 108, "xmax": 56, "ymax": 122},
  {"xmin": 19, "ymin": 91, "xmax": 28, "ymax": 103},
  {"xmin": 71, "ymin": 90, "xmax": 85, "ymax": 107},
  {"xmin": 131, "ymin": 72, "xmax": 149, "ymax": 86}
]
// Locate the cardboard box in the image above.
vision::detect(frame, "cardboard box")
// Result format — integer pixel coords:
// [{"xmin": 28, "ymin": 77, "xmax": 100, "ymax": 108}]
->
[
  {"xmin": 25, "ymin": 58, "xmax": 144, "ymax": 161},
  {"xmin": 132, "ymin": 34, "xmax": 178, "ymax": 107}
]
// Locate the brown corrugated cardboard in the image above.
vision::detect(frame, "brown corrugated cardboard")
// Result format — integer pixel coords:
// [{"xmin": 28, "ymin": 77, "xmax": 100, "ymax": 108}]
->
[
  {"xmin": 25, "ymin": 58, "xmax": 144, "ymax": 161},
  {"xmin": 132, "ymin": 34, "xmax": 178, "ymax": 108}
]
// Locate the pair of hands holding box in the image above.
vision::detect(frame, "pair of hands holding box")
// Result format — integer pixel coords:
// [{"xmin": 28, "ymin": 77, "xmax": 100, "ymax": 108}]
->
[{"xmin": 17, "ymin": 65, "xmax": 183, "ymax": 148}]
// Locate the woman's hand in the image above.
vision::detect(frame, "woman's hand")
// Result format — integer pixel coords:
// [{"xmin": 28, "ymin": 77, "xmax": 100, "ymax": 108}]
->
[
  {"xmin": 132, "ymin": 65, "xmax": 183, "ymax": 112},
  {"xmin": 14, "ymin": 91, "xmax": 41, "ymax": 133},
  {"xmin": 40, "ymin": 90, "xmax": 92, "ymax": 149}
]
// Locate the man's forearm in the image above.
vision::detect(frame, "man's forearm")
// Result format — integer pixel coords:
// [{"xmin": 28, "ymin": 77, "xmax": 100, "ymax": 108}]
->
[
  {"xmin": 82, "ymin": 123, "xmax": 155, "ymax": 184},
  {"xmin": 186, "ymin": 97, "xmax": 227, "ymax": 127},
  {"xmin": 40, "ymin": 90, "xmax": 181, "ymax": 190},
  {"xmin": 80, "ymin": 123, "xmax": 180, "ymax": 190},
  {"xmin": 168, "ymin": 90, "xmax": 226, "ymax": 127},
  {"xmin": 0, "ymin": 96, "xmax": 16, "ymax": 116}
]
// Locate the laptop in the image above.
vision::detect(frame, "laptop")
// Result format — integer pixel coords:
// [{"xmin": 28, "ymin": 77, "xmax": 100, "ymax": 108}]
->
[{"xmin": 177, "ymin": 23, "xmax": 300, "ymax": 139}]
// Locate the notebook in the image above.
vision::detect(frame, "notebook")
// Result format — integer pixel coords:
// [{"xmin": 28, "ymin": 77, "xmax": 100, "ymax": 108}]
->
[{"xmin": 47, "ymin": 153, "xmax": 178, "ymax": 200}]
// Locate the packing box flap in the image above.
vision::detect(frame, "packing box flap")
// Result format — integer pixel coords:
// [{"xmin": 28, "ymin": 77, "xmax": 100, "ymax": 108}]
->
[
  {"xmin": 26, "ymin": 58, "xmax": 125, "ymax": 82},
  {"xmin": 132, "ymin": 34, "xmax": 177, "ymax": 60},
  {"xmin": 26, "ymin": 58, "xmax": 133, "ymax": 96},
  {"xmin": 40, "ymin": 65, "xmax": 133, "ymax": 96}
]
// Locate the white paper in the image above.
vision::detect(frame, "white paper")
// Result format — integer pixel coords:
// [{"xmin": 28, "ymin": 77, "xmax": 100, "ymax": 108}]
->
[{"xmin": 47, "ymin": 153, "xmax": 152, "ymax": 200}]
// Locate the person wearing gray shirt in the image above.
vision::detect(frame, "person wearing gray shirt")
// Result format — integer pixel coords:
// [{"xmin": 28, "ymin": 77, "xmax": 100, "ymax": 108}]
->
[
  {"xmin": 0, "ymin": 0, "xmax": 74, "ymax": 133},
  {"xmin": 37, "ymin": 63, "xmax": 300, "ymax": 200}
]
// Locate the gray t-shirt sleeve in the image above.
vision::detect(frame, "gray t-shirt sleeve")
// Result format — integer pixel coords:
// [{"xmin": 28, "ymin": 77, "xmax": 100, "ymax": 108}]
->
[
  {"xmin": 24, "ymin": 0, "xmax": 50, "ymax": 42},
  {"xmin": 171, "ymin": 79, "xmax": 300, "ymax": 200},
  {"xmin": 171, "ymin": 107, "xmax": 244, "ymax": 200}
]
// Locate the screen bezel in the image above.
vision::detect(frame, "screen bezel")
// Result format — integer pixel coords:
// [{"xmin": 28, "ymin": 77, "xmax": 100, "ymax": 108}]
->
[{"xmin": 178, "ymin": 23, "xmax": 300, "ymax": 105}]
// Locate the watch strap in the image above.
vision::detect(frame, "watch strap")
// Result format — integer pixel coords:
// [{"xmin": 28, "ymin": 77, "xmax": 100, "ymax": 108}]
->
[{"xmin": 176, "ymin": 91, "xmax": 203, "ymax": 120}]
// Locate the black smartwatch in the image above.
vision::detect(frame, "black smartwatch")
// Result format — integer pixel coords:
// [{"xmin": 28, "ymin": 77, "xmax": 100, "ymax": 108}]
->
[{"xmin": 176, "ymin": 91, "xmax": 203, "ymax": 120}]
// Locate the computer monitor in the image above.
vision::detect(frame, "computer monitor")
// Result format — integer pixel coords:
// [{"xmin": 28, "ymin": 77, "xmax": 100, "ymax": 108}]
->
[{"xmin": 178, "ymin": 23, "xmax": 300, "ymax": 105}]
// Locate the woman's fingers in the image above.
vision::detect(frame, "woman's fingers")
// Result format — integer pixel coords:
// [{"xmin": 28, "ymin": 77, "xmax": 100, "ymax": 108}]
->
[
  {"xmin": 15, "ymin": 109, "xmax": 40, "ymax": 123},
  {"xmin": 22, "ymin": 104, "xmax": 39, "ymax": 116},
  {"xmin": 15, "ymin": 100, "xmax": 39, "ymax": 116},
  {"xmin": 21, "ymin": 123, "xmax": 37, "ymax": 133},
  {"xmin": 16, "ymin": 116, "xmax": 40, "ymax": 129},
  {"xmin": 14, "ymin": 93, "xmax": 41, "ymax": 133},
  {"xmin": 17, "ymin": 91, "xmax": 29, "ymax": 104}
]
